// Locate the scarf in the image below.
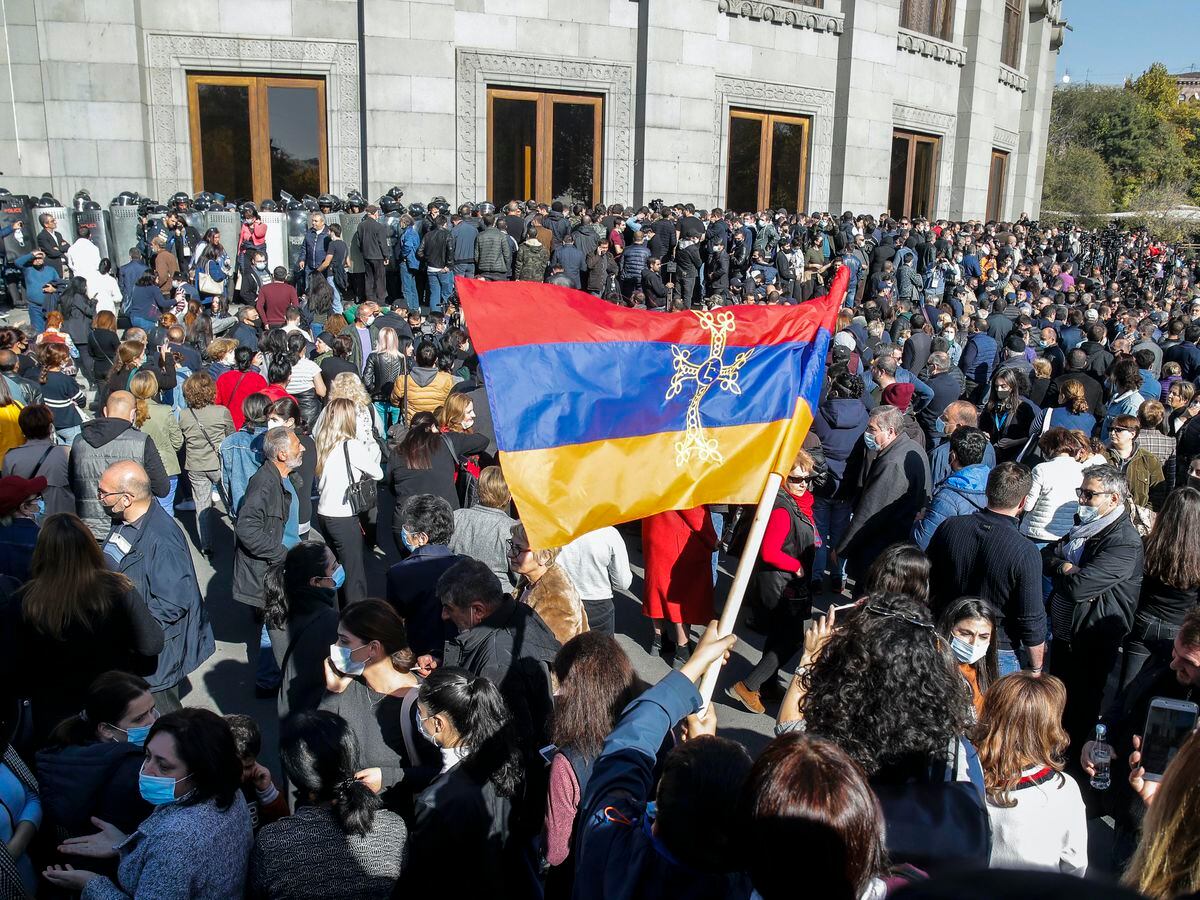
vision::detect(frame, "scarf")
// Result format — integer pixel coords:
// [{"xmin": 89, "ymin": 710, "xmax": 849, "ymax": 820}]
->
[
  {"xmin": 787, "ymin": 487, "xmax": 821, "ymax": 548},
  {"xmin": 1056, "ymin": 503, "xmax": 1126, "ymax": 565}
]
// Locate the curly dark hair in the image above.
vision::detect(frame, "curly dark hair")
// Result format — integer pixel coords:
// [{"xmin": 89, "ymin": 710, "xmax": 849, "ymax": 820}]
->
[{"xmin": 802, "ymin": 593, "xmax": 972, "ymax": 776}]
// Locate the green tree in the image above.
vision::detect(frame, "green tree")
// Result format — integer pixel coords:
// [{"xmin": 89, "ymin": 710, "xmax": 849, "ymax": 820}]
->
[
  {"xmin": 1041, "ymin": 144, "xmax": 1114, "ymax": 226},
  {"xmin": 1128, "ymin": 62, "xmax": 1179, "ymax": 116}
]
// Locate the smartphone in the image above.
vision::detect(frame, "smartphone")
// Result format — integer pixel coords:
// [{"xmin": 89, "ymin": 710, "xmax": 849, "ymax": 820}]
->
[
  {"xmin": 1141, "ymin": 697, "xmax": 1199, "ymax": 782},
  {"xmin": 829, "ymin": 601, "xmax": 860, "ymax": 615},
  {"xmin": 538, "ymin": 743, "xmax": 558, "ymax": 765}
]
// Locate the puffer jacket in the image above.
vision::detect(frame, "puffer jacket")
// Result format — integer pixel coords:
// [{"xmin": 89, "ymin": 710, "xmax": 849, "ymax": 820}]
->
[
  {"xmin": 810, "ymin": 396, "xmax": 868, "ymax": 495},
  {"xmin": 518, "ymin": 563, "xmax": 588, "ymax": 646},
  {"xmin": 1020, "ymin": 454, "xmax": 1085, "ymax": 541},
  {"xmin": 619, "ymin": 243, "xmax": 650, "ymax": 281},
  {"xmin": 36, "ymin": 741, "xmax": 153, "ymax": 838},
  {"xmin": 474, "ymin": 227, "xmax": 512, "ymax": 276},
  {"xmin": 515, "ymin": 239, "xmax": 549, "ymax": 282},
  {"xmin": 911, "ymin": 463, "xmax": 990, "ymax": 550},
  {"xmin": 68, "ymin": 418, "xmax": 170, "ymax": 539},
  {"xmin": 395, "ymin": 366, "xmax": 454, "ymax": 421}
]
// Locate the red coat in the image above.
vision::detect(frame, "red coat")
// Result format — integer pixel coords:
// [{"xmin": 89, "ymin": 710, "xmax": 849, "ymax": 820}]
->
[{"xmin": 641, "ymin": 507, "xmax": 717, "ymax": 625}]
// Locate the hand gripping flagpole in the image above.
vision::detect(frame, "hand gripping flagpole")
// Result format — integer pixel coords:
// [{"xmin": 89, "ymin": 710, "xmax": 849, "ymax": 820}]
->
[{"xmin": 697, "ymin": 470, "xmax": 783, "ymax": 710}]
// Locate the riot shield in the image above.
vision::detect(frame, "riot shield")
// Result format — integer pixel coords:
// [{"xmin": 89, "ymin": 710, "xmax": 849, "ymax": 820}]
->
[
  {"xmin": 261, "ymin": 212, "xmax": 287, "ymax": 272},
  {"xmin": 73, "ymin": 208, "xmax": 114, "ymax": 267},
  {"xmin": 341, "ymin": 212, "xmax": 366, "ymax": 274}
]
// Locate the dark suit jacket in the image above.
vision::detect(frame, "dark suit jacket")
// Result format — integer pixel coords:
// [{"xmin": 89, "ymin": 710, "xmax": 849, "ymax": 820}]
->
[
  {"xmin": 356, "ymin": 216, "xmax": 390, "ymax": 261},
  {"xmin": 902, "ymin": 331, "xmax": 933, "ymax": 376}
]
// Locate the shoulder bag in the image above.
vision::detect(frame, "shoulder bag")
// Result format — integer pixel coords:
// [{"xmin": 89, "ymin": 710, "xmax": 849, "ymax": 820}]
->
[
  {"xmin": 440, "ymin": 433, "xmax": 478, "ymax": 508},
  {"xmin": 187, "ymin": 408, "xmax": 232, "ymax": 510},
  {"xmin": 343, "ymin": 441, "xmax": 377, "ymax": 514}
]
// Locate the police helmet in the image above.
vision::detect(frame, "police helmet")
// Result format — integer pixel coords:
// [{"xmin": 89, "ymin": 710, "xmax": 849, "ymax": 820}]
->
[{"xmin": 259, "ymin": 199, "xmax": 279, "ymax": 212}]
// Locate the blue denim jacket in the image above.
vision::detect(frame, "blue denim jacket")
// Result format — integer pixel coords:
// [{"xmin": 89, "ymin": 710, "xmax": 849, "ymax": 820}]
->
[{"xmin": 220, "ymin": 426, "xmax": 266, "ymax": 516}]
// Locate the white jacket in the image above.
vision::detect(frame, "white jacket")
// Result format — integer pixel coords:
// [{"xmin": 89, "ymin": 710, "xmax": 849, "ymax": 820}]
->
[
  {"xmin": 1020, "ymin": 454, "xmax": 1084, "ymax": 541},
  {"xmin": 987, "ymin": 767, "xmax": 1088, "ymax": 876},
  {"xmin": 316, "ymin": 438, "xmax": 383, "ymax": 517}
]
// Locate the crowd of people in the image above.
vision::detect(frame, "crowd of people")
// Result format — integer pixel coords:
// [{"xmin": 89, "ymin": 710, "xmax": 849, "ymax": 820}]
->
[{"xmin": 0, "ymin": 196, "xmax": 1196, "ymax": 898}]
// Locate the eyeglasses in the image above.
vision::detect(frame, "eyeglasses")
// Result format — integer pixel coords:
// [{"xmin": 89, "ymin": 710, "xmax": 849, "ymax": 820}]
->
[
  {"xmin": 96, "ymin": 488, "xmax": 128, "ymax": 501},
  {"xmin": 786, "ymin": 475, "xmax": 813, "ymax": 485},
  {"xmin": 505, "ymin": 539, "xmax": 531, "ymax": 559},
  {"xmin": 1075, "ymin": 488, "xmax": 1113, "ymax": 502}
]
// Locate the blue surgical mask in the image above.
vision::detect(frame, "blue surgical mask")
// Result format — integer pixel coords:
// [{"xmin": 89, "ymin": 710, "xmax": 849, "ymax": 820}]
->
[
  {"xmin": 400, "ymin": 530, "xmax": 416, "ymax": 552},
  {"xmin": 1076, "ymin": 504, "xmax": 1101, "ymax": 524},
  {"xmin": 863, "ymin": 431, "xmax": 880, "ymax": 452},
  {"xmin": 34, "ymin": 498, "xmax": 44, "ymax": 521},
  {"xmin": 417, "ymin": 713, "xmax": 437, "ymax": 746},
  {"xmin": 329, "ymin": 565, "xmax": 346, "ymax": 589},
  {"xmin": 934, "ymin": 418, "xmax": 948, "ymax": 436},
  {"xmin": 951, "ymin": 636, "xmax": 989, "ymax": 665},
  {"xmin": 138, "ymin": 766, "xmax": 190, "ymax": 806},
  {"xmin": 107, "ymin": 720, "xmax": 154, "ymax": 746},
  {"xmin": 330, "ymin": 643, "xmax": 367, "ymax": 676}
]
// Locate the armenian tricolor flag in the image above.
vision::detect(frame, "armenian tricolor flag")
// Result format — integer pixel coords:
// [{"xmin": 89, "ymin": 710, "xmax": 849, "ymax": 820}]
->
[{"xmin": 457, "ymin": 266, "xmax": 847, "ymax": 549}]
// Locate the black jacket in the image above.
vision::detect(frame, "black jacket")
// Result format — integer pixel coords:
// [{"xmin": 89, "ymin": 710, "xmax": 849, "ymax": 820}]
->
[
  {"xmin": 641, "ymin": 270, "xmax": 668, "ymax": 308},
  {"xmin": 269, "ymin": 586, "xmax": 339, "ymax": 720},
  {"xmin": 442, "ymin": 597, "xmax": 561, "ymax": 753},
  {"xmin": 706, "ymin": 250, "xmax": 730, "ymax": 293},
  {"xmin": 233, "ymin": 462, "xmax": 292, "ymax": 607},
  {"xmin": 36, "ymin": 741, "xmax": 153, "ymax": 838},
  {"xmin": 1079, "ymin": 340, "xmax": 1115, "ymax": 381},
  {"xmin": 585, "ymin": 251, "xmax": 617, "ymax": 295},
  {"xmin": 1044, "ymin": 369, "xmax": 1105, "ymax": 421},
  {"xmin": 1045, "ymin": 512, "xmax": 1144, "ymax": 645},
  {"xmin": 418, "ymin": 227, "xmax": 454, "ymax": 269},
  {"xmin": 675, "ymin": 242, "xmax": 701, "ymax": 277},
  {"xmin": 356, "ymin": 216, "xmax": 390, "ymax": 261},
  {"xmin": 385, "ymin": 545, "xmax": 464, "ymax": 658}
]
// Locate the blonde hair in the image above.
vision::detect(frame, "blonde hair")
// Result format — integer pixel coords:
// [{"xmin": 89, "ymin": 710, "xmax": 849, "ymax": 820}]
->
[
  {"xmin": 511, "ymin": 521, "xmax": 558, "ymax": 567},
  {"xmin": 477, "ymin": 466, "xmax": 511, "ymax": 509},
  {"xmin": 1124, "ymin": 730, "xmax": 1200, "ymax": 898},
  {"xmin": 328, "ymin": 371, "xmax": 371, "ymax": 411},
  {"xmin": 206, "ymin": 337, "xmax": 238, "ymax": 362},
  {"xmin": 128, "ymin": 370, "xmax": 159, "ymax": 428},
  {"xmin": 439, "ymin": 393, "xmax": 474, "ymax": 433},
  {"xmin": 792, "ymin": 448, "xmax": 815, "ymax": 472},
  {"xmin": 374, "ymin": 327, "xmax": 401, "ymax": 355},
  {"xmin": 314, "ymin": 397, "xmax": 358, "ymax": 477},
  {"xmin": 973, "ymin": 672, "xmax": 1068, "ymax": 808},
  {"xmin": 1031, "ymin": 358, "xmax": 1052, "ymax": 379}
]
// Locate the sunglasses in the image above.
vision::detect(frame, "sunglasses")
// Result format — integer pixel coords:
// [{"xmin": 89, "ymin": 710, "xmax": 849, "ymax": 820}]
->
[
  {"xmin": 786, "ymin": 475, "xmax": 813, "ymax": 485},
  {"xmin": 1075, "ymin": 488, "xmax": 1113, "ymax": 502}
]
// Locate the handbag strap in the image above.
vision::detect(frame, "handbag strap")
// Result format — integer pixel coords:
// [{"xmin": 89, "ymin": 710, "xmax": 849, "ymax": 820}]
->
[
  {"xmin": 439, "ymin": 432, "xmax": 460, "ymax": 466},
  {"xmin": 189, "ymin": 408, "xmax": 223, "ymax": 459},
  {"xmin": 278, "ymin": 616, "xmax": 322, "ymax": 680},
  {"xmin": 22, "ymin": 444, "xmax": 54, "ymax": 481},
  {"xmin": 342, "ymin": 439, "xmax": 356, "ymax": 481}
]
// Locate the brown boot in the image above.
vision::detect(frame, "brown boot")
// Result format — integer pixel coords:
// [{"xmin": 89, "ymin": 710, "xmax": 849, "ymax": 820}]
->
[{"xmin": 725, "ymin": 681, "xmax": 766, "ymax": 715}]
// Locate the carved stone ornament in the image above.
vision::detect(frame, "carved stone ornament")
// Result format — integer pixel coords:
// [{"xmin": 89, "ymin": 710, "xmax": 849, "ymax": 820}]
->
[
  {"xmin": 993, "ymin": 126, "xmax": 1019, "ymax": 150},
  {"xmin": 456, "ymin": 49, "xmax": 634, "ymax": 204},
  {"xmin": 998, "ymin": 65, "xmax": 1029, "ymax": 92},
  {"xmin": 896, "ymin": 28, "xmax": 967, "ymax": 67},
  {"xmin": 145, "ymin": 32, "xmax": 361, "ymax": 199},
  {"xmin": 716, "ymin": 0, "xmax": 845, "ymax": 34}
]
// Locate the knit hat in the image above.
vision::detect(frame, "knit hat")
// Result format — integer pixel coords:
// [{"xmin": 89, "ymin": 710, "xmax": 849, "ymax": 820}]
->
[
  {"xmin": 0, "ymin": 475, "xmax": 46, "ymax": 516},
  {"xmin": 882, "ymin": 382, "xmax": 916, "ymax": 412}
]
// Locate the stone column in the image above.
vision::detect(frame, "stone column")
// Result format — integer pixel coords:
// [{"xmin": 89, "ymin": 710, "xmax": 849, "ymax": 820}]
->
[
  {"xmin": 949, "ymin": 0, "xmax": 1001, "ymax": 220},
  {"xmin": 1011, "ymin": 3, "xmax": 1062, "ymax": 218}
]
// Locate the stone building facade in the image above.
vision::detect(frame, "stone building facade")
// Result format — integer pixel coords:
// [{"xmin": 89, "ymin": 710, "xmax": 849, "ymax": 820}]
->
[{"xmin": 0, "ymin": 0, "xmax": 1065, "ymax": 219}]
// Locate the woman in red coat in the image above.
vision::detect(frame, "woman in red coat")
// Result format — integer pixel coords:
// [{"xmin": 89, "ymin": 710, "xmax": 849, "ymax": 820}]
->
[{"xmin": 641, "ymin": 506, "xmax": 717, "ymax": 662}]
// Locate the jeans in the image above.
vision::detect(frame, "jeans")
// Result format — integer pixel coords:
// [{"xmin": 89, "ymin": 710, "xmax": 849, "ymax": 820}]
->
[
  {"xmin": 710, "ymin": 509, "xmax": 724, "ymax": 586},
  {"xmin": 327, "ymin": 274, "xmax": 343, "ymax": 315},
  {"xmin": 26, "ymin": 303, "xmax": 45, "ymax": 335},
  {"xmin": 812, "ymin": 496, "xmax": 852, "ymax": 584},
  {"xmin": 55, "ymin": 424, "xmax": 81, "ymax": 446},
  {"xmin": 257, "ymin": 623, "xmax": 281, "ymax": 690},
  {"xmin": 1121, "ymin": 611, "xmax": 1181, "ymax": 689},
  {"xmin": 428, "ymin": 270, "xmax": 455, "ymax": 313},
  {"xmin": 187, "ymin": 469, "xmax": 221, "ymax": 552},
  {"xmin": 400, "ymin": 266, "xmax": 420, "ymax": 312},
  {"xmin": 131, "ymin": 315, "xmax": 157, "ymax": 332},
  {"xmin": 157, "ymin": 474, "xmax": 177, "ymax": 514},
  {"xmin": 997, "ymin": 648, "xmax": 1021, "ymax": 676}
]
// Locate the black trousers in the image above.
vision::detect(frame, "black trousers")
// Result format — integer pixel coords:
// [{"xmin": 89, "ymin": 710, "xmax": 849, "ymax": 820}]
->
[
  {"xmin": 1051, "ymin": 635, "xmax": 1124, "ymax": 760},
  {"xmin": 582, "ymin": 596, "xmax": 615, "ymax": 637},
  {"xmin": 364, "ymin": 259, "xmax": 387, "ymax": 303},
  {"xmin": 320, "ymin": 513, "xmax": 370, "ymax": 606}
]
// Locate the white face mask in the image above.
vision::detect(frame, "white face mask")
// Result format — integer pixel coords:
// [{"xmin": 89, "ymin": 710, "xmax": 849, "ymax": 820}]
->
[
  {"xmin": 951, "ymin": 636, "xmax": 989, "ymax": 665},
  {"xmin": 267, "ymin": 418, "xmax": 288, "ymax": 429},
  {"xmin": 330, "ymin": 643, "xmax": 367, "ymax": 676}
]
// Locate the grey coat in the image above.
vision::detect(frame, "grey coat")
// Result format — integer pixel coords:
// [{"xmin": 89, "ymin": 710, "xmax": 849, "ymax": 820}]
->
[
  {"xmin": 180, "ymin": 404, "xmax": 236, "ymax": 473},
  {"xmin": 82, "ymin": 793, "xmax": 253, "ymax": 900},
  {"xmin": 449, "ymin": 505, "xmax": 517, "ymax": 588}
]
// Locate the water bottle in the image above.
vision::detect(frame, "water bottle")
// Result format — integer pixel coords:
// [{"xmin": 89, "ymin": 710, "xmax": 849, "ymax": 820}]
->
[{"xmin": 1090, "ymin": 723, "xmax": 1111, "ymax": 791}]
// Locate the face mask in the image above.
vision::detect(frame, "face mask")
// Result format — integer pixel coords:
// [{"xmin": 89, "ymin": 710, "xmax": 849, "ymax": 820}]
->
[
  {"xmin": 139, "ymin": 766, "xmax": 190, "ymax": 806},
  {"xmin": 266, "ymin": 418, "xmax": 287, "ymax": 429},
  {"xmin": 863, "ymin": 431, "xmax": 880, "ymax": 452},
  {"xmin": 417, "ymin": 714, "xmax": 437, "ymax": 746},
  {"xmin": 944, "ymin": 332, "xmax": 956, "ymax": 343},
  {"xmin": 994, "ymin": 388, "xmax": 1011, "ymax": 400},
  {"xmin": 951, "ymin": 636, "xmax": 989, "ymax": 665},
  {"xmin": 330, "ymin": 643, "xmax": 367, "ymax": 676},
  {"xmin": 255, "ymin": 263, "xmax": 266, "ymax": 271},
  {"xmin": 108, "ymin": 722, "xmax": 153, "ymax": 746},
  {"xmin": 934, "ymin": 418, "xmax": 948, "ymax": 436},
  {"xmin": 365, "ymin": 316, "xmax": 376, "ymax": 326},
  {"xmin": 1076, "ymin": 504, "xmax": 1101, "ymax": 524},
  {"xmin": 400, "ymin": 530, "xmax": 416, "ymax": 552},
  {"xmin": 329, "ymin": 564, "xmax": 346, "ymax": 589}
]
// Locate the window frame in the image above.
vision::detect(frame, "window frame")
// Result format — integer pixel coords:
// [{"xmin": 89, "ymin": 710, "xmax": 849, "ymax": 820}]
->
[
  {"xmin": 1000, "ymin": 0, "xmax": 1024, "ymax": 70},
  {"xmin": 187, "ymin": 73, "xmax": 328, "ymax": 201},
  {"xmin": 889, "ymin": 129, "xmax": 940, "ymax": 220},
  {"xmin": 900, "ymin": 0, "xmax": 956, "ymax": 42},
  {"xmin": 726, "ymin": 108, "xmax": 811, "ymax": 212},
  {"xmin": 486, "ymin": 87, "xmax": 604, "ymax": 207},
  {"xmin": 986, "ymin": 149, "xmax": 1009, "ymax": 223}
]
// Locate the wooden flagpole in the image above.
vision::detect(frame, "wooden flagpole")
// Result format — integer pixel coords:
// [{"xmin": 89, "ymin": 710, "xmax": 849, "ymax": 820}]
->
[{"xmin": 697, "ymin": 470, "xmax": 783, "ymax": 709}]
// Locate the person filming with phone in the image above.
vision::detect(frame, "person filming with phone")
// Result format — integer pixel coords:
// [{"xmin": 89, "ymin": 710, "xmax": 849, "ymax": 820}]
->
[{"xmin": 1082, "ymin": 606, "xmax": 1200, "ymax": 869}]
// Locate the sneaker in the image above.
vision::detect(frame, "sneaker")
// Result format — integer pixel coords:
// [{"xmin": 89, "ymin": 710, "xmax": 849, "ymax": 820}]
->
[
  {"xmin": 725, "ymin": 681, "xmax": 766, "ymax": 715},
  {"xmin": 175, "ymin": 500, "xmax": 196, "ymax": 511},
  {"xmin": 211, "ymin": 490, "xmax": 222, "ymax": 503}
]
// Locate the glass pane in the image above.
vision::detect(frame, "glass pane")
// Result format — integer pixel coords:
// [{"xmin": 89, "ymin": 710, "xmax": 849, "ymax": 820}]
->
[
  {"xmin": 768, "ymin": 119, "xmax": 805, "ymax": 210},
  {"xmin": 492, "ymin": 97, "xmax": 538, "ymax": 205},
  {"xmin": 550, "ymin": 102, "xmax": 597, "ymax": 207},
  {"xmin": 912, "ymin": 140, "xmax": 936, "ymax": 218},
  {"xmin": 197, "ymin": 83, "xmax": 253, "ymax": 200},
  {"xmin": 888, "ymin": 135, "xmax": 910, "ymax": 218},
  {"xmin": 727, "ymin": 116, "xmax": 762, "ymax": 213},
  {"xmin": 268, "ymin": 85, "xmax": 322, "ymax": 199}
]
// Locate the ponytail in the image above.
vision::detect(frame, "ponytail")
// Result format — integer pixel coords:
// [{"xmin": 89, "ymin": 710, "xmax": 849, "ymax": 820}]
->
[
  {"xmin": 133, "ymin": 396, "xmax": 149, "ymax": 428},
  {"xmin": 47, "ymin": 670, "xmax": 151, "ymax": 747},
  {"xmin": 331, "ymin": 776, "xmax": 381, "ymax": 837}
]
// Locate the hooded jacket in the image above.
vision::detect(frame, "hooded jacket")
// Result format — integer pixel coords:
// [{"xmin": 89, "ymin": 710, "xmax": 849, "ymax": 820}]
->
[
  {"xmin": 36, "ymin": 741, "xmax": 153, "ymax": 838},
  {"xmin": 515, "ymin": 239, "xmax": 549, "ymax": 282},
  {"xmin": 398, "ymin": 365, "xmax": 454, "ymax": 420},
  {"xmin": 911, "ymin": 463, "xmax": 990, "ymax": 550},
  {"xmin": 68, "ymin": 418, "xmax": 170, "ymax": 539},
  {"xmin": 811, "ymin": 397, "xmax": 868, "ymax": 494}
]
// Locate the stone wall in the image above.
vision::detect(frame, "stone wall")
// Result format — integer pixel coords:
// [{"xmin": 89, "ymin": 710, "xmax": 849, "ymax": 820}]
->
[{"xmin": 0, "ymin": 0, "xmax": 1061, "ymax": 219}]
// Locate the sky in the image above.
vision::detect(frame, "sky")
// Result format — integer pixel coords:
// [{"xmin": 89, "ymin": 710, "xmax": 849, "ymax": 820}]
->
[{"xmin": 1055, "ymin": 0, "xmax": 1200, "ymax": 86}]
